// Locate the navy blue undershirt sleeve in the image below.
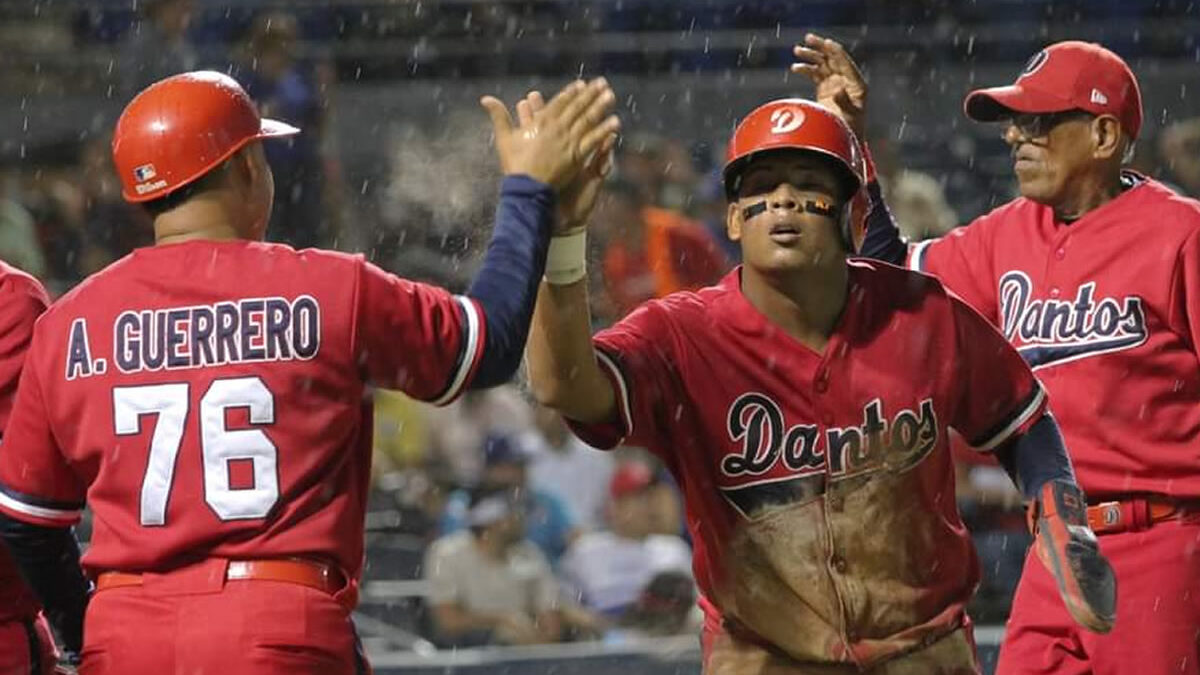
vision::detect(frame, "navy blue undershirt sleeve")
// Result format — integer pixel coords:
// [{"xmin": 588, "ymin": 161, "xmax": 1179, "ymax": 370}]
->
[
  {"xmin": 858, "ymin": 181, "xmax": 908, "ymax": 265},
  {"xmin": 466, "ymin": 174, "xmax": 556, "ymax": 388},
  {"xmin": 993, "ymin": 414, "xmax": 1077, "ymax": 500},
  {"xmin": 0, "ymin": 514, "xmax": 89, "ymax": 654}
]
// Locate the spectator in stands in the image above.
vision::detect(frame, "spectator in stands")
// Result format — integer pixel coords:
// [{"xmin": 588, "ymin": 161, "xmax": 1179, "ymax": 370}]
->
[
  {"xmin": 594, "ymin": 179, "xmax": 726, "ymax": 320},
  {"xmin": 1159, "ymin": 117, "xmax": 1200, "ymax": 197},
  {"xmin": 440, "ymin": 435, "xmax": 579, "ymax": 565},
  {"xmin": 0, "ymin": 197, "xmax": 46, "ymax": 279},
  {"xmin": 21, "ymin": 163, "xmax": 88, "ymax": 289},
  {"xmin": 424, "ymin": 490, "xmax": 566, "ymax": 647},
  {"xmin": 886, "ymin": 169, "xmax": 959, "ymax": 242},
  {"xmin": 118, "ymin": 0, "xmax": 198, "ymax": 94},
  {"xmin": 520, "ymin": 403, "xmax": 616, "ymax": 532},
  {"xmin": 234, "ymin": 11, "xmax": 333, "ymax": 248},
  {"xmin": 76, "ymin": 134, "xmax": 151, "ymax": 274},
  {"xmin": 695, "ymin": 169, "xmax": 741, "ymax": 262},
  {"xmin": 426, "ymin": 386, "xmax": 534, "ymax": 486},
  {"xmin": 643, "ymin": 459, "xmax": 686, "ymax": 538},
  {"xmin": 560, "ymin": 463, "xmax": 693, "ymax": 618}
]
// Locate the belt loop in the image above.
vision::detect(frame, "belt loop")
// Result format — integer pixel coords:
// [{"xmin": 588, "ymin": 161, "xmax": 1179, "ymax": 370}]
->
[{"xmin": 1128, "ymin": 499, "xmax": 1151, "ymax": 531}]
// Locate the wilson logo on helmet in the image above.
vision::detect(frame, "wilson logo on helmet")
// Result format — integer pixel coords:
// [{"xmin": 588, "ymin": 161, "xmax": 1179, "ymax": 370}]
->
[
  {"xmin": 133, "ymin": 164, "xmax": 157, "ymax": 182},
  {"xmin": 769, "ymin": 107, "xmax": 806, "ymax": 135}
]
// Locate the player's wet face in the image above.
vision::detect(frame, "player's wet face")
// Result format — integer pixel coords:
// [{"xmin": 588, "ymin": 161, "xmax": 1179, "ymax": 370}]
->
[
  {"xmin": 727, "ymin": 152, "xmax": 846, "ymax": 274},
  {"xmin": 1003, "ymin": 110, "xmax": 1099, "ymax": 205}
]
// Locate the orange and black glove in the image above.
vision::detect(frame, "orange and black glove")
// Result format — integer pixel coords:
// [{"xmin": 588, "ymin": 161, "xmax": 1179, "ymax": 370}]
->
[{"xmin": 1028, "ymin": 479, "xmax": 1116, "ymax": 633}]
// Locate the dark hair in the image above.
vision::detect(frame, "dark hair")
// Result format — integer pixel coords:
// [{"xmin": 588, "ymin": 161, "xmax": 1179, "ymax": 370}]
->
[{"xmin": 140, "ymin": 160, "xmax": 230, "ymax": 218}]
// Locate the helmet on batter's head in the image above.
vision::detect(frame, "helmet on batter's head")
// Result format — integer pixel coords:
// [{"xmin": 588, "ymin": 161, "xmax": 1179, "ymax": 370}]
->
[
  {"xmin": 723, "ymin": 98, "xmax": 865, "ymax": 201},
  {"xmin": 723, "ymin": 99, "xmax": 869, "ymax": 249},
  {"xmin": 112, "ymin": 71, "xmax": 299, "ymax": 203}
]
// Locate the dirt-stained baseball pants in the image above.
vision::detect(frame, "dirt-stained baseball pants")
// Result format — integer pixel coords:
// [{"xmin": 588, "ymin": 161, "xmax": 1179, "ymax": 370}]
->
[{"xmin": 702, "ymin": 618, "xmax": 980, "ymax": 674}]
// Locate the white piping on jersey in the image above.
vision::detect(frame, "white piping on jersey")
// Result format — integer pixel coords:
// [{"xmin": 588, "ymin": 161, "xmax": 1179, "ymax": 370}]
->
[
  {"xmin": 975, "ymin": 386, "xmax": 1047, "ymax": 453},
  {"xmin": 595, "ymin": 349, "xmax": 634, "ymax": 440},
  {"xmin": 431, "ymin": 296, "xmax": 483, "ymax": 406},
  {"xmin": 909, "ymin": 239, "xmax": 934, "ymax": 272},
  {"xmin": 0, "ymin": 491, "xmax": 82, "ymax": 525}
]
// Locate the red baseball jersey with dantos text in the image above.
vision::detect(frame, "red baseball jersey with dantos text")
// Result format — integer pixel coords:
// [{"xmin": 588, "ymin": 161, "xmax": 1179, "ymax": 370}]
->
[
  {"xmin": 0, "ymin": 261, "xmax": 50, "ymax": 623},
  {"xmin": 908, "ymin": 175, "xmax": 1200, "ymax": 499},
  {"xmin": 569, "ymin": 262, "xmax": 1046, "ymax": 668},
  {"xmin": 0, "ymin": 240, "xmax": 485, "ymax": 583}
]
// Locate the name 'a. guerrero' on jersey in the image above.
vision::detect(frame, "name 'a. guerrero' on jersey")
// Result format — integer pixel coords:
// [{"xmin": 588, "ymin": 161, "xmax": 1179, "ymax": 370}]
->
[
  {"xmin": 64, "ymin": 295, "xmax": 321, "ymax": 379},
  {"xmin": 998, "ymin": 270, "xmax": 1147, "ymax": 369}
]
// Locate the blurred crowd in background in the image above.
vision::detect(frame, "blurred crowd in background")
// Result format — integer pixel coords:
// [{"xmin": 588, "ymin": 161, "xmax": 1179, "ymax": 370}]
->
[{"xmin": 2, "ymin": 0, "xmax": 1199, "ymax": 651}]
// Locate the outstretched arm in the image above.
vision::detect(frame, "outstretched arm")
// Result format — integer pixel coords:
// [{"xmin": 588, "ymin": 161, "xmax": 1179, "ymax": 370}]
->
[
  {"xmin": 359, "ymin": 80, "xmax": 620, "ymax": 402},
  {"xmin": 522, "ymin": 91, "xmax": 621, "ymax": 425},
  {"xmin": 468, "ymin": 80, "xmax": 621, "ymax": 389},
  {"xmin": 527, "ymin": 279, "xmax": 617, "ymax": 425}
]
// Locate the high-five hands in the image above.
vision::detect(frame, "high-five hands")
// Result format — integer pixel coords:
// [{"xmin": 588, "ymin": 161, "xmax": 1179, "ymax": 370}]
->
[
  {"xmin": 517, "ymin": 90, "xmax": 618, "ymax": 232},
  {"xmin": 481, "ymin": 78, "xmax": 620, "ymax": 193}
]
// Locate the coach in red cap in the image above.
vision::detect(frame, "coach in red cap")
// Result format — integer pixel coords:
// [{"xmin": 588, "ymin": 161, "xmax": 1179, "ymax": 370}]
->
[
  {"xmin": 964, "ymin": 41, "xmax": 1143, "ymax": 139},
  {"xmin": 798, "ymin": 32, "xmax": 1200, "ymax": 675}
]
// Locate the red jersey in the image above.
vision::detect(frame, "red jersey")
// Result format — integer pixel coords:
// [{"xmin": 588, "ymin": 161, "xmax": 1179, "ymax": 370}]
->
[
  {"xmin": 0, "ymin": 240, "xmax": 485, "ymax": 585},
  {"xmin": 569, "ymin": 262, "xmax": 1046, "ymax": 668},
  {"xmin": 909, "ymin": 176, "xmax": 1200, "ymax": 499},
  {"xmin": 0, "ymin": 261, "xmax": 50, "ymax": 623}
]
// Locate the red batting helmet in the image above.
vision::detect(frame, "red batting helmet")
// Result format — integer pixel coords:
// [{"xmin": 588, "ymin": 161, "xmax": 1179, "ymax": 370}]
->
[
  {"xmin": 723, "ymin": 99, "xmax": 869, "ymax": 249},
  {"xmin": 112, "ymin": 71, "xmax": 299, "ymax": 203}
]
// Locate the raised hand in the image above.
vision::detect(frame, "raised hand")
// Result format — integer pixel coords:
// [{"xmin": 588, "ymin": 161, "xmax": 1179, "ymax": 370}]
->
[
  {"xmin": 518, "ymin": 90, "xmax": 618, "ymax": 233},
  {"xmin": 481, "ymin": 78, "xmax": 620, "ymax": 191},
  {"xmin": 791, "ymin": 33, "xmax": 868, "ymax": 139}
]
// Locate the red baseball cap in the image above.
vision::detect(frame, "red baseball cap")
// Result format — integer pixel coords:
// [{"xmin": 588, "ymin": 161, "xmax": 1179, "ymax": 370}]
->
[
  {"xmin": 963, "ymin": 41, "xmax": 1142, "ymax": 139},
  {"xmin": 610, "ymin": 463, "xmax": 655, "ymax": 499}
]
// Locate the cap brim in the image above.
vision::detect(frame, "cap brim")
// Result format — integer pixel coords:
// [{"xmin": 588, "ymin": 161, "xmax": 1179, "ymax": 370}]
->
[
  {"xmin": 963, "ymin": 86, "xmax": 1075, "ymax": 122},
  {"xmin": 259, "ymin": 117, "xmax": 301, "ymax": 137}
]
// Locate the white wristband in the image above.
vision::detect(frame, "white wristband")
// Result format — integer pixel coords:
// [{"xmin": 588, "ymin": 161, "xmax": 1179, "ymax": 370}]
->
[{"xmin": 544, "ymin": 228, "xmax": 587, "ymax": 285}]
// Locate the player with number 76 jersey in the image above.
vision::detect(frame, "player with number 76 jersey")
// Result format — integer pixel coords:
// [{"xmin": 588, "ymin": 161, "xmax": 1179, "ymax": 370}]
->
[{"xmin": 0, "ymin": 71, "xmax": 619, "ymax": 675}]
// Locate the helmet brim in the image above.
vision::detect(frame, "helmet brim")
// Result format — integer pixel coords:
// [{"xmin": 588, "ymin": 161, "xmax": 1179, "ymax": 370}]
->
[{"xmin": 259, "ymin": 118, "xmax": 301, "ymax": 138}]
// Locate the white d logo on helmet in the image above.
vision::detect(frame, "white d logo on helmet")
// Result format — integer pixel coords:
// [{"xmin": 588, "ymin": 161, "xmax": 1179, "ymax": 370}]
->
[{"xmin": 769, "ymin": 107, "xmax": 806, "ymax": 135}]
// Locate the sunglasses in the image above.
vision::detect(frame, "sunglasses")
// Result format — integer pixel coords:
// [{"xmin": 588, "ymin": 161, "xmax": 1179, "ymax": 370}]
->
[{"xmin": 1006, "ymin": 110, "xmax": 1096, "ymax": 139}]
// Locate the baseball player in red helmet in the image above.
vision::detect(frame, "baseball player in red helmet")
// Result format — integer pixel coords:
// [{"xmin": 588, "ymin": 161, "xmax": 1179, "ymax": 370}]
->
[
  {"xmin": 797, "ymin": 32, "xmax": 1200, "ymax": 674},
  {"xmin": 524, "ymin": 91, "xmax": 1112, "ymax": 673},
  {"xmin": 0, "ymin": 261, "xmax": 68, "ymax": 675},
  {"xmin": 0, "ymin": 71, "xmax": 618, "ymax": 674}
]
